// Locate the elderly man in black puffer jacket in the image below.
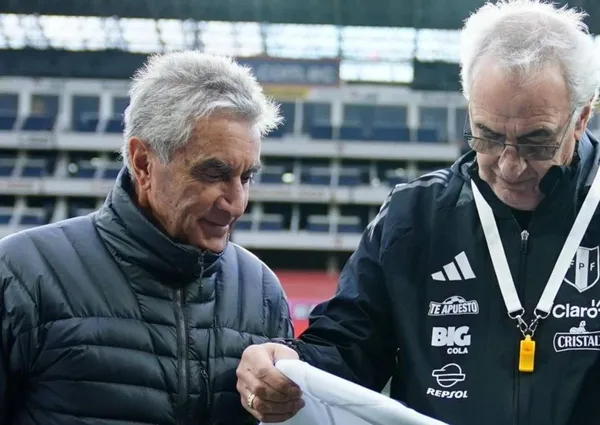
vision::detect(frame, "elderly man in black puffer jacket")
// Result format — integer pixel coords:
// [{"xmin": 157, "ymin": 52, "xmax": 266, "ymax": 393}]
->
[{"xmin": 0, "ymin": 51, "xmax": 293, "ymax": 425}]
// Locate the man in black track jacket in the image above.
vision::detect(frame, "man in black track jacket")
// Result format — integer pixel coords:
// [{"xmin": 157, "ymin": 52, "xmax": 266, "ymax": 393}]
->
[
  {"xmin": 0, "ymin": 52, "xmax": 293, "ymax": 425},
  {"xmin": 236, "ymin": 1, "xmax": 600, "ymax": 424}
]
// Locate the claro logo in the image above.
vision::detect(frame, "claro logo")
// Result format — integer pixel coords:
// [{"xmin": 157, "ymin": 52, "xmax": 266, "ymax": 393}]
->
[{"xmin": 552, "ymin": 300, "xmax": 600, "ymax": 319}]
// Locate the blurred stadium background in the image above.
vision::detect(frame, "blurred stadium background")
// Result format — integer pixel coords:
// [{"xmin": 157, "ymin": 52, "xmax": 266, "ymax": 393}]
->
[{"xmin": 0, "ymin": 0, "xmax": 599, "ymax": 335}]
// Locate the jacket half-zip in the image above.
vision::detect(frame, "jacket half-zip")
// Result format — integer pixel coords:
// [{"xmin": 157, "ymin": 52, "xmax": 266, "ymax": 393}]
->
[
  {"xmin": 201, "ymin": 367, "xmax": 212, "ymax": 420},
  {"xmin": 512, "ymin": 229, "xmax": 529, "ymax": 425},
  {"xmin": 175, "ymin": 287, "xmax": 188, "ymax": 425},
  {"xmin": 174, "ymin": 255, "xmax": 204, "ymax": 425}
]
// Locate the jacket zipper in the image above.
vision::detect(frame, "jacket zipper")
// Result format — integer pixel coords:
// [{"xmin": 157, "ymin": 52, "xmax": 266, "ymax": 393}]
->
[
  {"xmin": 198, "ymin": 256, "xmax": 211, "ymax": 420},
  {"xmin": 175, "ymin": 287, "xmax": 188, "ymax": 425},
  {"xmin": 513, "ymin": 229, "xmax": 529, "ymax": 425},
  {"xmin": 201, "ymin": 368, "xmax": 212, "ymax": 419}
]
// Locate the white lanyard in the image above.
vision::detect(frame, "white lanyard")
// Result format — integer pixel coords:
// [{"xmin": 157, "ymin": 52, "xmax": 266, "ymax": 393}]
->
[{"xmin": 471, "ymin": 167, "xmax": 600, "ymax": 336}]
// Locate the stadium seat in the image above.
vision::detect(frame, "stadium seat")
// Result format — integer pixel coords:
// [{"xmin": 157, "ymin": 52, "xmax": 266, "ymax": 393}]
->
[
  {"xmin": 385, "ymin": 169, "xmax": 409, "ymax": 187},
  {"xmin": 0, "ymin": 207, "xmax": 12, "ymax": 225},
  {"xmin": 268, "ymin": 126, "xmax": 286, "ymax": 138},
  {"xmin": 369, "ymin": 125, "xmax": 411, "ymax": 142},
  {"xmin": 21, "ymin": 158, "xmax": 49, "ymax": 178},
  {"xmin": 20, "ymin": 208, "xmax": 49, "ymax": 226},
  {"xmin": 104, "ymin": 115, "xmax": 124, "ymax": 133},
  {"xmin": 302, "ymin": 166, "xmax": 331, "ymax": 186},
  {"xmin": 308, "ymin": 124, "xmax": 333, "ymax": 140},
  {"xmin": 235, "ymin": 215, "xmax": 253, "ymax": 231},
  {"xmin": 337, "ymin": 216, "xmax": 362, "ymax": 233},
  {"xmin": 68, "ymin": 204, "xmax": 97, "ymax": 218},
  {"xmin": 74, "ymin": 113, "xmax": 100, "ymax": 132},
  {"xmin": 69, "ymin": 160, "xmax": 97, "ymax": 179},
  {"xmin": 307, "ymin": 215, "xmax": 330, "ymax": 232},
  {"xmin": 22, "ymin": 115, "xmax": 56, "ymax": 131},
  {"xmin": 259, "ymin": 214, "xmax": 284, "ymax": 231},
  {"xmin": 102, "ymin": 162, "xmax": 122, "ymax": 179},
  {"xmin": 416, "ymin": 127, "xmax": 440, "ymax": 143},
  {"xmin": 0, "ymin": 156, "xmax": 16, "ymax": 177},
  {"xmin": 259, "ymin": 165, "xmax": 286, "ymax": 184},
  {"xmin": 0, "ymin": 114, "xmax": 17, "ymax": 130},
  {"xmin": 339, "ymin": 125, "xmax": 365, "ymax": 141},
  {"xmin": 338, "ymin": 167, "xmax": 363, "ymax": 186}
]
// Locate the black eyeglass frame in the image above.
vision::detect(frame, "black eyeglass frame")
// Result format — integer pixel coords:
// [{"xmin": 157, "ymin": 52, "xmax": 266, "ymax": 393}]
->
[{"xmin": 463, "ymin": 108, "xmax": 576, "ymax": 161}]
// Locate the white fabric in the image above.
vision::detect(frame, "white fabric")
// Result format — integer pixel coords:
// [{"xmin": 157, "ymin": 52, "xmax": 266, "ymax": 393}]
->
[
  {"xmin": 471, "ymin": 166, "xmax": 600, "ymax": 316},
  {"xmin": 260, "ymin": 360, "xmax": 448, "ymax": 425}
]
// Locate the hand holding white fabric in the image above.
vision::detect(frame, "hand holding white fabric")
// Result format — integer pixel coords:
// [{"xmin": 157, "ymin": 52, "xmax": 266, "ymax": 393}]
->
[{"xmin": 261, "ymin": 359, "xmax": 449, "ymax": 425}]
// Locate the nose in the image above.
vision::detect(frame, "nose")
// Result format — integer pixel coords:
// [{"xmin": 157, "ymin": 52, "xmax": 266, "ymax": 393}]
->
[
  {"xmin": 216, "ymin": 180, "xmax": 247, "ymax": 218},
  {"xmin": 497, "ymin": 145, "xmax": 527, "ymax": 182}
]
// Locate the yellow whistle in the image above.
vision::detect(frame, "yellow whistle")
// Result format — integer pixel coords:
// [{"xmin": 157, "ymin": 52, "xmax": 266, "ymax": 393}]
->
[{"xmin": 519, "ymin": 335, "xmax": 536, "ymax": 373}]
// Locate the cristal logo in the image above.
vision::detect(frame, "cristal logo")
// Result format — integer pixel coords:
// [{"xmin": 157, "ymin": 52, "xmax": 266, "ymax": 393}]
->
[{"xmin": 552, "ymin": 300, "xmax": 600, "ymax": 319}]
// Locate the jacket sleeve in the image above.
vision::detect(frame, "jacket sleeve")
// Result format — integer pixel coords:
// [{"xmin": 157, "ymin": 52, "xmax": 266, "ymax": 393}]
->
[
  {"xmin": 292, "ymin": 193, "xmax": 398, "ymax": 392},
  {"xmin": 276, "ymin": 293, "xmax": 295, "ymax": 339}
]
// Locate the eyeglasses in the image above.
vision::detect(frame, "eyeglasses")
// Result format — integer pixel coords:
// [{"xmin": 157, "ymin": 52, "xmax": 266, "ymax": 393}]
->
[{"xmin": 463, "ymin": 109, "xmax": 575, "ymax": 161}]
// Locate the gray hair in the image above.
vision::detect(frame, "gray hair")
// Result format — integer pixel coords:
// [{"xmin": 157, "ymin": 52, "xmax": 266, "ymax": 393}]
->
[
  {"xmin": 460, "ymin": 0, "xmax": 600, "ymax": 111},
  {"xmin": 121, "ymin": 51, "xmax": 282, "ymax": 171}
]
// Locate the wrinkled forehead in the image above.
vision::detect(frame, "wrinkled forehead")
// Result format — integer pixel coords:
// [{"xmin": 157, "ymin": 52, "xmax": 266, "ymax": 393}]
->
[
  {"xmin": 178, "ymin": 115, "xmax": 262, "ymax": 170},
  {"xmin": 469, "ymin": 55, "xmax": 571, "ymax": 122}
]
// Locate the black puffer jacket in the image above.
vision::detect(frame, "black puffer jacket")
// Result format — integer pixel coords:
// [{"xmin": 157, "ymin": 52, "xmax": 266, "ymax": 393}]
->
[{"xmin": 0, "ymin": 169, "xmax": 293, "ymax": 425}]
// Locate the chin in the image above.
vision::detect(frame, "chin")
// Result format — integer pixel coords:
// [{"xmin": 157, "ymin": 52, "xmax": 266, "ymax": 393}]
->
[
  {"xmin": 192, "ymin": 236, "xmax": 228, "ymax": 253},
  {"xmin": 497, "ymin": 190, "xmax": 540, "ymax": 211}
]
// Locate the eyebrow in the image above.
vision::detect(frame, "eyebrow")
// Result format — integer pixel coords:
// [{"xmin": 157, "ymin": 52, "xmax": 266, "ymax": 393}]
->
[
  {"xmin": 191, "ymin": 158, "xmax": 262, "ymax": 175},
  {"xmin": 474, "ymin": 123, "xmax": 555, "ymax": 141}
]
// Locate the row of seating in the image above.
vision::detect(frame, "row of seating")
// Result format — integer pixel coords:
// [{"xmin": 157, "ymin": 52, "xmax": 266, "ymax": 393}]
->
[
  {"xmin": 0, "ymin": 113, "xmax": 124, "ymax": 133},
  {"xmin": 236, "ymin": 214, "xmax": 363, "ymax": 234},
  {"xmin": 0, "ymin": 114, "xmax": 442, "ymax": 143},
  {"xmin": 0, "ymin": 207, "xmax": 365, "ymax": 234},
  {"xmin": 0, "ymin": 157, "xmax": 415, "ymax": 187}
]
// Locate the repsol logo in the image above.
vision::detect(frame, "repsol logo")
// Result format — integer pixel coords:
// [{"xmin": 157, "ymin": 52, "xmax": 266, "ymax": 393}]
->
[{"xmin": 552, "ymin": 300, "xmax": 600, "ymax": 319}]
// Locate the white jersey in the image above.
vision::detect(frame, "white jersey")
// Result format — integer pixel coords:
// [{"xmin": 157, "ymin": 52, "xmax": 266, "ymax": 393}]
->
[{"xmin": 260, "ymin": 360, "xmax": 448, "ymax": 425}]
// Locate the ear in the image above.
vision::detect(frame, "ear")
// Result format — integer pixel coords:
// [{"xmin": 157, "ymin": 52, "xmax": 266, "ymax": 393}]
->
[
  {"xmin": 128, "ymin": 137, "xmax": 154, "ymax": 191},
  {"xmin": 574, "ymin": 102, "xmax": 593, "ymax": 141}
]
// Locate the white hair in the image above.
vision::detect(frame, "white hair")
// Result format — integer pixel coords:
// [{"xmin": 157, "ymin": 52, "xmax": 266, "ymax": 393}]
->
[
  {"xmin": 460, "ymin": 0, "xmax": 600, "ymax": 111},
  {"xmin": 121, "ymin": 51, "xmax": 282, "ymax": 171}
]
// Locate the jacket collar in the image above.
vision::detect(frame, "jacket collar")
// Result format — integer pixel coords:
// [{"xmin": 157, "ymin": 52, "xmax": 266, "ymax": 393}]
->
[
  {"xmin": 453, "ymin": 129, "xmax": 600, "ymax": 221},
  {"xmin": 93, "ymin": 167, "xmax": 223, "ymax": 284}
]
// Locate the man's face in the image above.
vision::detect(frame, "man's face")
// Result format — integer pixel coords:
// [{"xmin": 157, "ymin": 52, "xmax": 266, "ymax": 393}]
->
[
  {"xmin": 130, "ymin": 114, "xmax": 261, "ymax": 253},
  {"xmin": 469, "ymin": 57, "xmax": 590, "ymax": 211}
]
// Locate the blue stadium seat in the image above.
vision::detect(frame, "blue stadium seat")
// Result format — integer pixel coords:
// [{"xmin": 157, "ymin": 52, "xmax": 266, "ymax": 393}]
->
[
  {"xmin": 234, "ymin": 219, "xmax": 252, "ymax": 231},
  {"xmin": 307, "ymin": 215, "xmax": 330, "ymax": 233},
  {"xmin": 20, "ymin": 212, "xmax": 46, "ymax": 226},
  {"xmin": 309, "ymin": 124, "xmax": 333, "ymax": 140},
  {"xmin": 268, "ymin": 126, "xmax": 286, "ymax": 138},
  {"xmin": 385, "ymin": 169, "xmax": 409, "ymax": 187},
  {"xmin": 21, "ymin": 165, "xmax": 46, "ymax": 178},
  {"xmin": 340, "ymin": 125, "xmax": 365, "ymax": 140},
  {"xmin": 337, "ymin": 216, "xmax": 362, "ymax": 234},
  {"xmin": 102, "ymin": 166, "xmax": 121, "ymax": 180},
  {"xmin": 69, "ymin": 161, "xmax": 97, "ymax": 179},
  {"xmin": 0, "ymin": 156, "xmax": 16, "ymax": 176},
  {"xmin": 22, "ymin": 115, "xmax": 56, "ymax": 131},
  {"xmin": 259, "ymin": 165, "xmax": 286, "ymax": 184},
  {"xmin": 74, "ymin": 116, "xmax": 99, "ymax": 132},
  {"xmin": 0, "ymin": 213, "xmax": 11, "ymax": 224},
  {"xmin": 68, "ymin": 205, "xmax": 97, "ymax": 218},
  {"xmin": 104, "ymin": 116, "xmax": 124, "ymax": 133},
  {"xmin": 370, "ymin": 125, "xmax": 411, "ymax": 142},
  {"xmin": 259, "ymin": 214, "xmax": 284, "ymax": 231},
  {"xmin": 416, "ymin": 128, "xmax": 440, "ymax": 143},
  {"xmin": 0, "ymin": 166, "xmax": 13, "ymax": 176},
  {"xmin": 0, "ymin": 114, "xmax": 17, "ymax": 130},
  {"xmin": 339, "ymin": 125, "xmax": 365, "ymax": 141},
  {"xmin": 302, "ymin": 167, "xmax": 331, "ymax": 186},
  {"xmin": 338, "ymin": 167, "xmax": 363, "ymax": 186}
]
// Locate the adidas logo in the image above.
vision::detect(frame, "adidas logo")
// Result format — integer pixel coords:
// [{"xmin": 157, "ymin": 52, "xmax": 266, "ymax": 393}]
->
[{"xmin": 431, "ymin": 251, "xmax": 476, "ymax": 281}]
